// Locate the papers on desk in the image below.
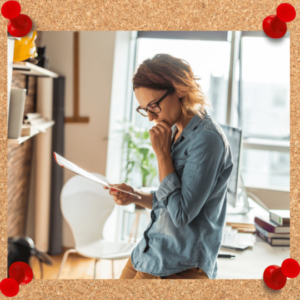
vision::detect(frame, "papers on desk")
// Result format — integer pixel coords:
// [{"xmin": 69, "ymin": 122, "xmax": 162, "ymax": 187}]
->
[{"xmin": 221, "ymin": 226, "xmax": 256, "ymax": 250}]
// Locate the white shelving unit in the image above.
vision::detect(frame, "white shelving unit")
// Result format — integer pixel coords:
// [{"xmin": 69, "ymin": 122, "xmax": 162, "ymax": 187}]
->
[
  {"xmin": 13, "ymin": 62, "xmax": 59, "ymax": 78},
  {"xmin": 8, "ymin": 120, "xmax": 55, "ymax": 144},
  {"xmin": 8, "ymin": 61, "xmax": 59, "ymax": 144}
]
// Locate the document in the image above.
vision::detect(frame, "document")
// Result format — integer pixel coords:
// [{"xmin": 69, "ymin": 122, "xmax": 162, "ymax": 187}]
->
[
  {"xmin": 220, "ymin": 226, "xmax": 256, "ymax": 250},
  {"xmin": 53, "ymin": 152, "xmax": 142, "ymax": 199}
]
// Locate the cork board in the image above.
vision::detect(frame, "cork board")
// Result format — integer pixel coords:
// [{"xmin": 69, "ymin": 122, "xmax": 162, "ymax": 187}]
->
[{"xmin": 1, "ymin": 0, "xmax": 300, "ymax": 299}]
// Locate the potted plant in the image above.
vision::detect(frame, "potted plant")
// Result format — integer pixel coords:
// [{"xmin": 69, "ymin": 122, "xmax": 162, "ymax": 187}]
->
[{"xmin": 118, "ymin": 120, "xmax": 158, "ymax": 209}]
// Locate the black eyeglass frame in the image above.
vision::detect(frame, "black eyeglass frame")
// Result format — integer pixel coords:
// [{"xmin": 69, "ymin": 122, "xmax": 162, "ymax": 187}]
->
[{"xmin": 136, "ymin": 87, "xmax": 175, "ymax": 117}]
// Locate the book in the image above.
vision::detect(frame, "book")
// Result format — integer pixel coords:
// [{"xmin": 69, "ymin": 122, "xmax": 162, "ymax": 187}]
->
[
  {"xmin": 254, "ymin": 216, "xmax": 290, "ymax": 234},
  {"xmin": 24, "ymin": 112, "xmax": 41, "ymax": 121},
  {"xmin": 269, "ymin": 209, "xmax": 290, "ymax": 226},
  {"xmin": 254, "ymin": 223, "xmax": 290, "ymax": 238},
  {"xmin": 226, "ymin": 222, "xmax": 256, "ymax": 234},
  {"xmin": 256, "ymin": 231, "xmax": 290, "ymax": 246},
  {"xmin": 24, "ymin": 117, "xmax": 47, "ymax": 125},
  {"xmin": 8, "ymin": 88, "xmax": 27, "ymax": 139}
]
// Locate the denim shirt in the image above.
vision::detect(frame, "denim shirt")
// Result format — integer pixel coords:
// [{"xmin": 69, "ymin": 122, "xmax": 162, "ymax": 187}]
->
[{"xmin": 131, "ymin": 113, "xmax": 233, "ymax": 279}]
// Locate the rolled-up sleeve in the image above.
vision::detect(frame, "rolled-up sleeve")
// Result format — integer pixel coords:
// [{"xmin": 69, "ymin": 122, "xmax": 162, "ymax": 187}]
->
[{"xmin": 155, "ymin": 129, "xmax": 225, "ymax": 228}]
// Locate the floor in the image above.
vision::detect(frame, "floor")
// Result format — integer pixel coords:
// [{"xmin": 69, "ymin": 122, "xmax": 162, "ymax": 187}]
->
[{"xmin": 30, "ymin": 248, "xmax": 128, "ymax": 280}]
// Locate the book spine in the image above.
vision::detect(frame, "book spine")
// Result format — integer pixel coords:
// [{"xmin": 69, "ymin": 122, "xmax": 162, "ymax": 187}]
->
[
  {"xmin": 26, "ymin": 118, "xmax": 46, "ymax": 125},
  {"xmin": 254, "ymin": 217, "xmax": 275, "ymax": 233},
  {"xmin": 269, "ymin": 212, "xmax": 282, "ymax": 226},
  {"xmin": 254, "ymin": 223, "xmax": 270, "ymax": 237},
  {"xmin": 25, "ymin": 113, "xmax": 41, "ymax": 120},
  {"xmin": 255, "ymin": 223, "xmax": 291, "ymax": 238},
  {"xmin": 282, "ymin": 219, "xmax": 290, "ymax": 226},
  {"xmin": 256, "ymin": 231, "xmax": 272, "ymax": 245}
]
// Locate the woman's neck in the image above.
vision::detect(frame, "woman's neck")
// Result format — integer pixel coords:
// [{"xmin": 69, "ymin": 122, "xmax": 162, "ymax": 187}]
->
[{"xmin": 175, "ymin": 113, "xmax": 195, "ymax": 135}]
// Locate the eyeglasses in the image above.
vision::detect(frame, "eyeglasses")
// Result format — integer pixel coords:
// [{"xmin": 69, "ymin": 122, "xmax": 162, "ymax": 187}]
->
[{"xmin": 136, "ymin": 87, "xmax": 175, "ymax": 117}]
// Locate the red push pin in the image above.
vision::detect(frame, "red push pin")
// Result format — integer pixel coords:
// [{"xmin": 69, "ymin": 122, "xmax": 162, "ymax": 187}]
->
[
  {"xmin": 0, "ymin": 278, "xmax": 19, "ymax": 297},
  {"xmin": 1, "ymin": 0, "xmax": 32, "ymax": 37},
  {"xmin": 263, "ymin": 3, "xmax": 296, "ymax": 39},
  {"xmin": 263, "ymin": 258, "xmax": 300, "ymax": 290},
  {"xmin": 0, "ymin": 262, "xmax": 33, "ymax": 297},
  {"xmin": 9, "ymin": 262, "xmax": 33, "ymax": 285}
]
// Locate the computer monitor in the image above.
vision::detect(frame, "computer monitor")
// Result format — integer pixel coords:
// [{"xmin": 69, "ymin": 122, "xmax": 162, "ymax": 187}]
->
[{"xmin": 219, "ymin": 124, "xmax": 243, "ymax": 209}]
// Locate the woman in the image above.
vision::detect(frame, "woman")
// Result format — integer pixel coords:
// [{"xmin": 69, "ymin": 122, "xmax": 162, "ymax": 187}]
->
[{"xmin": 104, "ymin": 54, "xmax": 233, "ymax": 280}]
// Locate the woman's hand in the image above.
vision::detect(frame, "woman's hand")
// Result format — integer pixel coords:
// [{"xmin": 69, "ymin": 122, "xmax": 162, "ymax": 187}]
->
[
  {"xmin": 103, "ymin": 183, "xmax": 135, "ymax": 206},
  {"xmin": 149, "ymin": 120, "xmax": 172, "ymax": 158}
]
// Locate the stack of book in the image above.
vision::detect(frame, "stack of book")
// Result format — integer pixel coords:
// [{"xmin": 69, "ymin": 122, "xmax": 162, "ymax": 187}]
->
[{"xmin": 254, "ymin": 209, "xmax": 290, "ymax": 246}]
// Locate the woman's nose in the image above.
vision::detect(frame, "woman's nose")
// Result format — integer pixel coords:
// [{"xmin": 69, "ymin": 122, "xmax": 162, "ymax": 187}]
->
[{"xmin": 147, "ymin": 111, "xmax": 157, "ymax": 122}]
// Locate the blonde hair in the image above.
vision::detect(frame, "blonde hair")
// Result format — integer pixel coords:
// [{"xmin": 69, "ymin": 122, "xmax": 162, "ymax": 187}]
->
[{"xmin": 132, "ymin": 53, "xmax": 212, "ymax": 119}]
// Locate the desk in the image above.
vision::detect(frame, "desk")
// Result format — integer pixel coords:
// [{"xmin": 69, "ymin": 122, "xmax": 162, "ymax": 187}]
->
[{"xmin": 217, "ymin": 197, "xmax": 290, "ymax": 279}]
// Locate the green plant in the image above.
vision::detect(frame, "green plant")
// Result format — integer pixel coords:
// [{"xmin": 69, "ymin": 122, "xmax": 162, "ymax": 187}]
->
[{"xmin": 118, "ymin": 119, "xmax": 158, "ymax": 187}]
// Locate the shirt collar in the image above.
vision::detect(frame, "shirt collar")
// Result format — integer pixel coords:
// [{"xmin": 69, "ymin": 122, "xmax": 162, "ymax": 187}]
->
[{"xmin": 171, "ymin": 112, "xmax": 206, "ymax": 140}]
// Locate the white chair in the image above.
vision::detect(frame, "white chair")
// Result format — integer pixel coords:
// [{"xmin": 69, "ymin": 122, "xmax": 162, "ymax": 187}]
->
[{"xmin": 57, "ymin": 173, "xmax": 137, "ymax": 279}]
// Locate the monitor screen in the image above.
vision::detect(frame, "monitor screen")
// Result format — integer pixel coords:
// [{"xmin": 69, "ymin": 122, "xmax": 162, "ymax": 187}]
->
[{"xmin": 219, "ymin": 124, "xmax": 243, "ymax": 208}]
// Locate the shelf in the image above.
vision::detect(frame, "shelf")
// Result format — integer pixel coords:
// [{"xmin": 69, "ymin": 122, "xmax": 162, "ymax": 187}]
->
[
  {"xmin": 12, "ymin": 62, "xmax": 59, "ymax": 78},
  {"xmin": 35, "ymin": 120, "xmax": 55, "ymax": 132},
  {"xmin": 8, "ymin": 120, "xmax": 55, "ymax": 144}
]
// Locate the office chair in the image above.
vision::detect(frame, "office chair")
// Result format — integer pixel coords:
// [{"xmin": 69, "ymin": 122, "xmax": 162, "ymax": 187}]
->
[{"xmin": 57, "ymin": 173, "xmax": 137, "ymax": 279}]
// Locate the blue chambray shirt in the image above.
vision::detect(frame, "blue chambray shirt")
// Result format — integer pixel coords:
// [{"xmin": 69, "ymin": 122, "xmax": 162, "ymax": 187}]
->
[{"xmin": 131, "ymin": 113, "xmax": 233, "ymax": 279}]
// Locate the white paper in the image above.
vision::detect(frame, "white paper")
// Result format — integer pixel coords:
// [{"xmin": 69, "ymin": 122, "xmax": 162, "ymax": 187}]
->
[
  {"xmin": 53, "ymin": 152, "xmax": 142, "ymax": 199},
  {"xmin": 222, "ymin": 231, "xmax": 255, "ymax": 247}
]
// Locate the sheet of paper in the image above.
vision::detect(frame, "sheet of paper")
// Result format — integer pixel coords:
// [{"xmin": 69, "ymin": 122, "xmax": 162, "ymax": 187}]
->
[
  {"xmin": 222, "ymin": 231, "xmax": 255, "ymax": 247},
  {"xmin": 53, "ymin": 152, "xmax": 142, "ymax": 199},
  {"xmin": 53, "ymin": 152, "xmax": 110, "ymax": 186}
]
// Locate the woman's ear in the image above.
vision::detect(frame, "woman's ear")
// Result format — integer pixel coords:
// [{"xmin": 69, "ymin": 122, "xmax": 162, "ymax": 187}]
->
[{"xmin": 176, "ymin": 91, "xmax": 184, "ymax": 98}]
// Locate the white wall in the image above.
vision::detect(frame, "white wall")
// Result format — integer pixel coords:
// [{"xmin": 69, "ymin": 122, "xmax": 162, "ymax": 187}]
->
[
  {"xmin": 105, "ymin": 31, "xmax": 134, "ymax": 240},
  {"xmin": 39, "ymin": 31, "xmax": 119, "ymax": 247}
]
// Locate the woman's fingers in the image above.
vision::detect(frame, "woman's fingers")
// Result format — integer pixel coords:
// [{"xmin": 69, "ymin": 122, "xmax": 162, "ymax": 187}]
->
[
  {"xmin": 114, "ymin": 193, "xmax": 130, "ymax": 200},
  {"xmin": 151, "ymin": 126, "xmax": 160, "ymax": 134},
  {"xmin": 114, "ymin": 194, "xmax": 130, "ymax": 205},
  {"xmin": 158, "ymin": 121, "xmax": 171, "ymax": 131},
  {"xmin": 103, "ymin": 185, "xmax": 118, "ymax": 192},
  {"xmin": 109, "ymin": 190, "xmax": 129, "ymax": 197},
  {"xmin": 155, "ymin": 123, "xmax": 166, "ymax": 133},
  {"xmin": 104, "ymin": 184, "xmax": 122, "ymax": 194},
  {"xmin": 104, "ymin": 183, "xmax": 133, "ymax": 205}
]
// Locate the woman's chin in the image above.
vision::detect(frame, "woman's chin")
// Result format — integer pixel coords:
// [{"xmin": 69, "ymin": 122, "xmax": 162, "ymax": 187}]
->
[
  {"xmin": 162, "ymin": 120, "xmax": 172, "ymax": 127},
  {"xmin": 153, "ymin": 119, "xmax": 172, "ymax": 127}
]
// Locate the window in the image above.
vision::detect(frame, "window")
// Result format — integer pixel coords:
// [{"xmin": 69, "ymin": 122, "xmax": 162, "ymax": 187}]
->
[
  {"xmin": 240, "ymin": 36, "xmax": 289, "ymax": 139},
  {"xmin": 240, "ymin": 33, "xmax": 290, "ymax": 190},
  {"xmin": 126, "ymin": 31, "xmax": 290, "ymax": 191}
]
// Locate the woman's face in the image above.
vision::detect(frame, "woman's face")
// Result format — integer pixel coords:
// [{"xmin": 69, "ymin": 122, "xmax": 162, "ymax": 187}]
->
[{"xmin": 134, "ymin": 87, "xmax": 183, "ymax": 127}]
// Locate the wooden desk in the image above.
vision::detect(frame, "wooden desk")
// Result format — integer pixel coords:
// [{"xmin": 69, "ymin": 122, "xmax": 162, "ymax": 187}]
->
[{"xmin": 217, "ymin": 198, "xmax": 290, "ymax": 279}]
